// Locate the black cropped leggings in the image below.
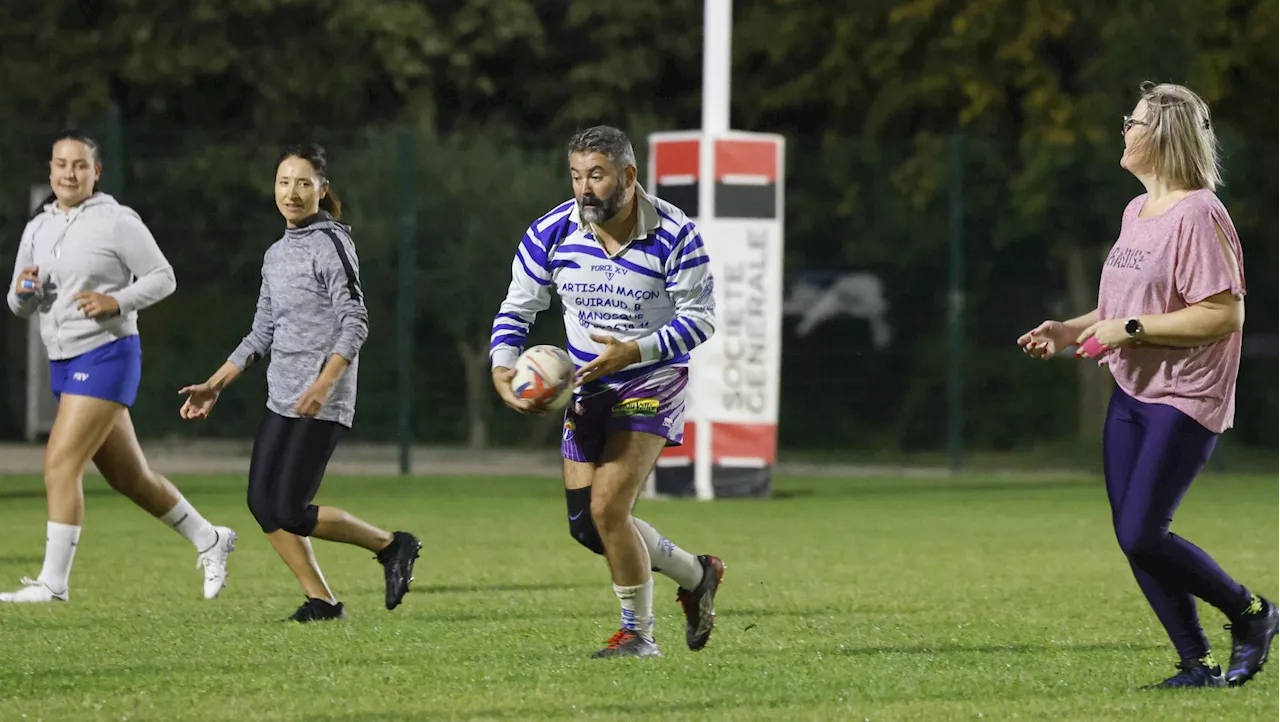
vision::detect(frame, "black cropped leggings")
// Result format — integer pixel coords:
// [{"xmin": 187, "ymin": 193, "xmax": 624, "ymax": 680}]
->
[{"xmin": 247, "ymin": 409, "xmax": 346, "ymax": 536}]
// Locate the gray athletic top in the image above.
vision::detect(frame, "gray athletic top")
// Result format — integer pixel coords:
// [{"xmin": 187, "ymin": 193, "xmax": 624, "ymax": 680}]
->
[{"xmin": 229, "ymin": 212, "xmax": 368, "ymax": 428}]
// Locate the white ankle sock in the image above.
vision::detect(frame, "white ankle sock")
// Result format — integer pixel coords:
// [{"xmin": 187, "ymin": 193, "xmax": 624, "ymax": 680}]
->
[
  {"xmin": 633, "ymin": 518, "xmax": 704, "ymax": 590},
  {"xmin": 613, "ymin": 577, "xmax": 654, "ymax": 640},
  {"xmin": 37, "ymin": 521, "xmax": 81, "ymax": 594},
  {"xmin": 160, "ymin": 497, "xmax": 219, "ymax": 552}
]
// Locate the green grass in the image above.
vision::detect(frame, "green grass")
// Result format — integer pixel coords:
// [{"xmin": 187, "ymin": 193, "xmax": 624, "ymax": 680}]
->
[{"xmin": 0, "ymin": 472, "xmax": 1275, "ymax": 721}]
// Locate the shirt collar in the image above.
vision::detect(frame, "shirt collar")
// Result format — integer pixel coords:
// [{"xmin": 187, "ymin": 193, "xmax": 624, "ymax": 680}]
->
[{"xmin": 289, "ymin": 210, "xmax": 333, "ymax": 230}]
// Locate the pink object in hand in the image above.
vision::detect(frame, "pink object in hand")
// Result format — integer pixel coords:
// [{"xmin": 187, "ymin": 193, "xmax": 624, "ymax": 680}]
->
[{"xmin": 1077, "ymin": 336, "xmax": 1107, "ymax": 359}]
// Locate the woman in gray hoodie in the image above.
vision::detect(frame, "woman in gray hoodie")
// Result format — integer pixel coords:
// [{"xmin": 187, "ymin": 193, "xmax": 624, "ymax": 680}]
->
[
  {"xmin": 3, "ymin": 131, "xmax": 237, "ymax": 604},
  {"xmin": 179, "ymin": 143, "xmax": 421, "ymax": 623}
]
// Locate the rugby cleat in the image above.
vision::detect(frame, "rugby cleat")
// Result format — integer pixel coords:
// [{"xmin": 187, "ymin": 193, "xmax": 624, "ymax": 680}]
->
[
  {"xmin": 676, "ymin": 554, "xmax": 725, "ymax": 651},
  {"xmin": 285, "ymin": 597, "xmax": 347, "ymax": 623},
  {"xmin": 591, "ymin": 628, "xmax": 662, "ymax": 659},
  {"xmin": 197, "ymin": 526, "xmax": 237, "ymax": 600},
  {"xmin": 1225, "ymin": 595, "xmax": 1278, "ymax": 687},
  {"xmin": 0, "ymin": 577, "xmax": 67, "ymax": 603},
  {"xmin": 1143, "ymin": 656, "xmax": 1226, "ymax": 689},
  {"xmin": 376, "ymin": 531, "xmax": 422, "ymax": 610}
]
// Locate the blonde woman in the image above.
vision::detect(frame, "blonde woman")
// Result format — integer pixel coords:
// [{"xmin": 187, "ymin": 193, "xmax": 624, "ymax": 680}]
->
[{"xmin": 1017, "ymin": 83, "xmax": 1274, "ymax": 688}]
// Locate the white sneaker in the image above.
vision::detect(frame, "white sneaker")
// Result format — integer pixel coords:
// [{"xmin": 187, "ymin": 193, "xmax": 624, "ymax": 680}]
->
[
  {"xmin": 197, "ymin": 527, "xmax": 237, "ymax": 599},
  {"xmin": 0, "ymin": 577, "xmax": 68, "ymax": 603}
]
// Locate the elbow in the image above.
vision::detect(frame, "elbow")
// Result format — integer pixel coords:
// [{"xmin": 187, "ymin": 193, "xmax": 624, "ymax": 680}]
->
[
  {"xmin": 1223, "ymin": 303, "xmax": 1245, "ymax": 336},
  {"xmin": 158, "ymin": 268, "xmax": 177, "ymax": 299},
  {"xmin": 1212, "ymin": 297, "xmax": 1245, "ymax": 338},
  {"xmin": 342, "ymin": 317, "xmax": 369, "ymax": 354},
  {"xmin": 699, "ymin": 314, "xmax": 717, "ymax": 343},
  {"xmin": 349, "ymin": 315, "xmax": 369, "ymax": 345}
]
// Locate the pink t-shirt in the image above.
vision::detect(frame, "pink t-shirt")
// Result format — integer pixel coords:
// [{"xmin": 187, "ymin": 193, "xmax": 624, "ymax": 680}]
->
[{"xmin": 1097, "ymin": 189, "xmax": 1246, "ymax": 434}]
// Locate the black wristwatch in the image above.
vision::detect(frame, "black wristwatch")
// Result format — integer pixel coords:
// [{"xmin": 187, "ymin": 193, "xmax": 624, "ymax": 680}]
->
[{"xmin": 1125, "ymin": 318, "xmax": 1143, "ymax": 338}]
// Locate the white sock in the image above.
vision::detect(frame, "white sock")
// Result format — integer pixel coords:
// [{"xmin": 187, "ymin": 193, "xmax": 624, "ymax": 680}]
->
[
  {"xmin": 633, "ymin": 518, "xmax": 704, "ymax": 590},
  {"xmin": 160, "ymin": 497, "xmax": 219, "ymax": 552},
  {"xmin": 613, "ymin": 577, "xmax": 654, "ymax": 640},
  {"xmin": 37, "ymin": 521, "xmax": 81, "ymax": 594}
]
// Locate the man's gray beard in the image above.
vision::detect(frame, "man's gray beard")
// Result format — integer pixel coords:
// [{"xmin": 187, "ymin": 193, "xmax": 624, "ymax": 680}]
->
[
  {"xmin": 580, "ymin": 183, "xmax": 625, "ymax": 225},
  {"xmin": 580, "ymin": 204, "xmax": 607, "ymax": 224}
]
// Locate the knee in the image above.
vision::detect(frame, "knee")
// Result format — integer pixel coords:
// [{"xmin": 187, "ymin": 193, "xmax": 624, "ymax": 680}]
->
[
  {"xmin": 569, "ymin": 513, "xmax": 605, "ymax": 555},
  {"xmin": 1116, "ymin": 524, "xmax": 1166, "ymax": 558},
  {"xmin": 246, "ymin": 487, "xmax": 277, "ymax": 533},
  {"xmin": 565, "ymin": 486, "xmax": 604, "ymax": 555},
  {"xmin": 42, "ymin": 467, "xmax": 76, "ymax": 489},
  {"xmin": 43, "ymin": 449, "xmax": 84, "ymax": 486},
  {"xmin": 272, "ymin": 504, "xmax": 319, "ymax": 537},
  {"xmin": 590, "ymin": 492, "xmax": 630, "ymax": 535}
]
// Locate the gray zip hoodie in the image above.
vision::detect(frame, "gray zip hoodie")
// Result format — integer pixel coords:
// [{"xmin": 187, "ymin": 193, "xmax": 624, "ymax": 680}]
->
[
  {"xmin": 7, "ymin": 193, "xmax": 176, "ymax": 360},
  {"xmin": 228, "ymin": 212, "xmax": 368, "ymax": 428}
]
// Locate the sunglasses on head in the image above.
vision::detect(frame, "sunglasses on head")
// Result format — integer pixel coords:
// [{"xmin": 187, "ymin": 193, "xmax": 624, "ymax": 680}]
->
[
  {"xmin": 1122, "ymin": 115, "xmax": 1147, "ymax": 135},
  {"xmin": 1123, "ymin": 113, "xmax": 1211, "ymax": 136}
]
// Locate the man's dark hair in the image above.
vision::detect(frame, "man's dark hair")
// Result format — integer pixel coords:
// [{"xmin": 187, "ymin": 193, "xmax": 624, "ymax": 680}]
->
[{"xmin": 566, "ymin": 125, "xmax": 637, "ymax": 172}]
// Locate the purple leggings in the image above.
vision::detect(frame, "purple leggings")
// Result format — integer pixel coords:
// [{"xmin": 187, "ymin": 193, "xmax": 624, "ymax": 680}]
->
[{"xmin": 1103, "ymin": 388, "xmax": 1251, "ymax": 660}]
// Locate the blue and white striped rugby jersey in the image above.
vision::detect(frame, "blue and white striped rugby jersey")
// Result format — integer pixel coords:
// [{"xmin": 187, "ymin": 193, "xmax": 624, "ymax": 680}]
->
[{"xmin": 489, "ymin": 184, "xmax": 716, "ymax": 386}]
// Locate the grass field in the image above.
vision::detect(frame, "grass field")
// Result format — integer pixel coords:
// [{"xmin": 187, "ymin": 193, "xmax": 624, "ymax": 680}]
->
[{"xmin": 0, "ymin": 471, "xmax": 1275, "ymax": 721}]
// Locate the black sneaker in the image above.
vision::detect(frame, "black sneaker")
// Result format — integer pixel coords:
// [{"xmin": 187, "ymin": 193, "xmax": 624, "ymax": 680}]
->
[
  {"xmin": 591, "ymin": 628, "xmax": 662, "ymax": 659},
  {"xmin": 1226, "ymin": 595, "xmax": 1278, "ymax": 687},
  {"xmin": 376, "ymin": 531, "xmax": 421, "ymax": 610},
  {"xmin": 676, "ymin": 554, "xmax": 725, "ymax": 651},
  {"xmin": 1143, "ymin": 656, "xmax": 1226, "ymax": 689},
  {"xmin": 285, "ymin": 597, "xmax": 347, "ymax": 623}
]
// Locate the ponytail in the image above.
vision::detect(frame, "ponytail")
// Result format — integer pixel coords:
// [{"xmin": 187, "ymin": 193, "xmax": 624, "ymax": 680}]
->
[{"xmin": 320, "ymin": 184, "xmax": 342, "ymax": 220}]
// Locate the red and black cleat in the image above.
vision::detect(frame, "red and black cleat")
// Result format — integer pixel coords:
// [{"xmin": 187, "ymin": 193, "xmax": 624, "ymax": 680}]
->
[{"xmin": 591, "ymin": 628, "xmax": 662, "ymax": 658}]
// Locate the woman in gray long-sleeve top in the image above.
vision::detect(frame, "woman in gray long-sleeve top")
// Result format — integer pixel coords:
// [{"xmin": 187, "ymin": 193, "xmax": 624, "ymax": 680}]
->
[
  {"xmin": 179, "ymin": 144, "xmax": 421, "ymax": 622},
  {"xmin": 2, "ymin": 131, "xmax": 236, "ymax": 605}
]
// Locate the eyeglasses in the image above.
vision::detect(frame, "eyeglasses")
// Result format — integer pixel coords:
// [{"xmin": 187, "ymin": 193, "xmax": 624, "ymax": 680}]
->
[{"xmin": 1122, "ymin": 115, "xmax": 1147, "ymax": 135}]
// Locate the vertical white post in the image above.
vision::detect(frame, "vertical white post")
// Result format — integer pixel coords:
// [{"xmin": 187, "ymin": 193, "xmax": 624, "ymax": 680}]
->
[
  {"xmin": 694, "ymin": 0, "xmax": 732, "ymax": 501},
  {"xmin": 702, "ymin": 0, "xmax": 732, "ymax": 135}
]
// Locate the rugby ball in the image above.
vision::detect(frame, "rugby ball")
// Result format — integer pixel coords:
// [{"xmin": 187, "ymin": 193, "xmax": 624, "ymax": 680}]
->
[{"xmin": 510, "ymin": 345, "xmax": 575, "ymax": 410}]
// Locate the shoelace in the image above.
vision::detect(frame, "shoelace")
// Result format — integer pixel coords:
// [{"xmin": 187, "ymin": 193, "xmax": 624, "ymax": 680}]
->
[
  {"xmin": 18, "ymin": 576, "xmax": 42, "ymax": 587},
  {"xmin": 1223, "ymin": 623, "xmax": 1256, "ymax": 660},
  {"xmin": 197, "ymin": 553, "xmax": 225, "ymax": 576},
  {"xmin": 196, "ymin": 531, "xmax": 226, "ymax": 571},
  {"xmin": 603, "ymin": 629, "xmax": 632, "ymax": 649}
]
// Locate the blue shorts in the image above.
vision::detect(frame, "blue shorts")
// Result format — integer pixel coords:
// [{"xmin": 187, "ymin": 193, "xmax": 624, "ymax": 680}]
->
[{"xmin": 49, "ymin": 335, "xmax": 143, "ymax": 407}]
